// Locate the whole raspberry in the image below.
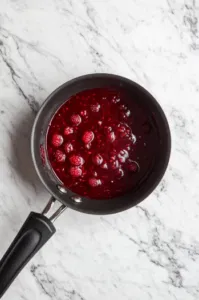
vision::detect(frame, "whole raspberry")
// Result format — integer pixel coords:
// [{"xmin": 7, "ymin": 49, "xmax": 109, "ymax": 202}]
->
[
  {"xmin": 82, "ymin": 131, "xmax": 94, "ymax": 144},
  {"xmin": 88, "ymin": 177, "xmax": 102, "ymax": 187},
  {"xmin": 118, "ymin": 149, "xmax": 129, "ymax": 163},
  {"xmin": 117, "ymin": 124, "xmax": 130, "ymax": 138},
  {"xmin": 110, "ymin": 159, "xmax": 119, "ymax": 170},
  {"xmin": 80, "ymin": 110, "xmax": 88, "ymax": 117},
  {"xmin": 64, "ymin": 143, "xmax": 73, "ymax": 153},
  {"xmin": 115, "ymin": 168, "xmax": 124, "ymax": 179},
  {"xmin": 54, "ymin": 150, "xmax": 66, "ymax": 162},
  {"xmin": 69, "ymin": 155, "xmax": 84, "ymax": 166},
  {"xmin": 70, "ymin": 166, "xmax": 82, "ymax": 177},
  {"xmin": 127, "ymin": 160, "xmax": 139, "ymax": 172},
  {"xmin": 92, "ymin": 154, "xmax": 103, "ymax": 166},
  {"xmin": 109, "ymin": 155, "xmax": 119, "ymax": 169},
  {"xmin": 70, "ymin": 114, "xmax": 82, "ymax": 125},
  {"xmin": 51, "ymin": 134, "xmax": 63, "ymax": 147},
  {"xmin": 64, "ymin": 127, "xmax": 73, "ymax": 135},
  {"xmin": 107, "ymin": 131, "xmax": 116, "ymax": 142},
  {"xmin": 124, "ymin": 143, "xmax": 131, "ymax": 151},
  {"xmin": 91, "ymin": 170, "xmax": 98, "ymax": 177},
  {"xmin": 101, "ymin": 162, "xmax": 108, "ymax": 169}
]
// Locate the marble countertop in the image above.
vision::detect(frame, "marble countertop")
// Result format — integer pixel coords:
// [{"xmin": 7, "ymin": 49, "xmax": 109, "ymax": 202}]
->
[{"xmin": 0, "ymin": 0, "xmax": 199, "ymax": 299}]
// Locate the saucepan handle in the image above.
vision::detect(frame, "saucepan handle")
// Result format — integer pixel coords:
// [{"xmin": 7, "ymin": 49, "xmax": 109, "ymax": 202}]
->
[{"xmin": 0, "ymin": 212, "xmax": 56, "ymax": 298}]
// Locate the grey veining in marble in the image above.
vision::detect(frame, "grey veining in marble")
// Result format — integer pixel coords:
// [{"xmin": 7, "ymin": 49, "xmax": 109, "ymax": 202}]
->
[{"xmin": 0, "ymin": 0, "xmax": 199, "ymax": 299}]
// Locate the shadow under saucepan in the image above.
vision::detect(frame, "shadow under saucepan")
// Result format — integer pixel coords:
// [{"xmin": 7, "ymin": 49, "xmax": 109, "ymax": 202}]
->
[{"xmin": 10, "ymin": 109, "xmax": 47, "ymax": 208}]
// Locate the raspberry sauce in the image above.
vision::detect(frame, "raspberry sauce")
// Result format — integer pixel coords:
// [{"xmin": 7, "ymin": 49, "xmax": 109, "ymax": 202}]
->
[{"xmin": 47, "ymin": 88, "xmax": 157, "ymax": 199}]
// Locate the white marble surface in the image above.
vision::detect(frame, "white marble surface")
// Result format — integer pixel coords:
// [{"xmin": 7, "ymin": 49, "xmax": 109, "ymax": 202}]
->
[{"xmin": 0, "ymin": 0, "xmax": 199, "ymax": 299}]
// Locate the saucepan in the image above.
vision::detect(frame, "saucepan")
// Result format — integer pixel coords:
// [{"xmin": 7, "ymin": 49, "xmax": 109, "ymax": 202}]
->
[{"xmin": 0, "ymin": 74, "xmax": 171, "ymax": 297}]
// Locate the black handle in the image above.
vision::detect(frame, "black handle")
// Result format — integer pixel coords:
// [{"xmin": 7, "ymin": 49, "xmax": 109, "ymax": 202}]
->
[{"xmin": 0, "ymin": 212, "xmax": 56, "ymax": 298}]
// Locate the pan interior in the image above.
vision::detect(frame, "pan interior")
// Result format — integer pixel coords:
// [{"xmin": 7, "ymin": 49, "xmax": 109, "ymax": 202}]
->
[{"xmin": 31, "ymin": 74, "xmax": 171, "ymax": 214}]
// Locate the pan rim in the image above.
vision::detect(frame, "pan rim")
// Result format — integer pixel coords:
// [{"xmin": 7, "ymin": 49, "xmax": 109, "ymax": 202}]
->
[{"xmin": 31, "ymin": 73, "xmax": 171, "ymax": 215}]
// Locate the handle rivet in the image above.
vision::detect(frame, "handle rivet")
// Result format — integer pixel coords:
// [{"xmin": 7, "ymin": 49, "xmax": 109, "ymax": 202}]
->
[
  {"xmin": 57, "ymin": 185, "xmax": 67, "ymax": 194},
  {"xmin": 71, "ymin": 196, "xmax": 82, "ymax": 203}
]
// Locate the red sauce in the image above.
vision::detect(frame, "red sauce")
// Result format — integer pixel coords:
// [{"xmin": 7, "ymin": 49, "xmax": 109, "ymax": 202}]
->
[{"xmin": 46, "ymin": 88, "xmax": 157, "ymax": 199}]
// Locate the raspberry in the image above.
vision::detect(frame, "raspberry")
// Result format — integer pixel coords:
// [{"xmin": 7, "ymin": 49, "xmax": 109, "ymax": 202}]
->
[
  {"xmin": 117, "ymin": 124, "xmax": 131, "ymax": 138},
  {"xmin": 70, "ymin": 166, "xmax": 82, "ymax": 177},
  {"xmin": 109, "ymin": 156, "xmax": 119, "ymax": 169},
  {"xmin": 118, "ymin": 124, "xmax": 126, "ymax": 132},
  {"xmin": 80, "ymin": 110, "xmax": 88, "ymax": 117},
  {"xmin": 82, "ymin": 131, "xmax": 94, "ymax": 144},
  {"xmin": 90, "ymin": 103, "xmax": 100, "ymax": 112},
  {"xmin": 127, "ymin": 160, "xmax": 139, "ymax": 172},
  {"xmin": 104, "ymin": 126, "xmax": 112, "ymax": 134},
  {"xmin": 101, "ymin": 162, "xmax": 108, "ymax": 169},
  {"xmin": 91, "ymin": 170, "xmax": 98, "ymax": 177},
  {"xmin": 110, "ymin": 159, "xmax": 119, "ymax": 169},
  {"xmin": 88, "ymin": 177, "xmax": 102, "ymax": 187},
  {"xmin": 111, "ymin": 96, "xmax": 120, "ymax": 104},
  {"xmin": 51, "ymin": 134, "xmax": 63, "ymax": 147},
  {"xmin": 107, "ymin": 131, "xmax": 116, "ymax": 142},
  {"xmin": 110, "ymin": 155, "xmax": 116, "ymax": 161},
  {"xmin": 54, "ymin": 150, "xmax": 66, "ymax": 162},
  {"xmin": 64, "ymin": 143, "xmax": 73, "ymax": 153},
  {"xmin": 64, "ymin": 127, "xmax": 73, "ymax": 135},
  {"xmin": 115, "ymin": 168, "xmax": 124, "ymax": 179},
  {"xmin": 92, "ymin": 154, "xmax": 103, "ymax": 166},
  {"xmin": 70, "ymin": 114, "xmax": 82, "ymax": 125},
  {"xmin": 69, "ymin": 155, "xmax": 84, "ymax": 166},
  {"xmin": 124, "ymin": 143, "xmax": 131, "ymax": 151},
  {"xmin": 118, "ymin": 149, "xmax": 129, "ymax": 163}
]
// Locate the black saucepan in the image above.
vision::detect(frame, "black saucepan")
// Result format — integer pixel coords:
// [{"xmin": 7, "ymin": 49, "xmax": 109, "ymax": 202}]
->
[{"xmin": 0, "ymin": 74, "xmax": 171, "ymax": 297}]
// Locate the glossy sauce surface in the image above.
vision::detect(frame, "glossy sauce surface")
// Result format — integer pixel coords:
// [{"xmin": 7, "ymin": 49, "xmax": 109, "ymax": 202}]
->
[{"xmin": 47, "ymin": 88, "xmax": 157, "ymax": 199}]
